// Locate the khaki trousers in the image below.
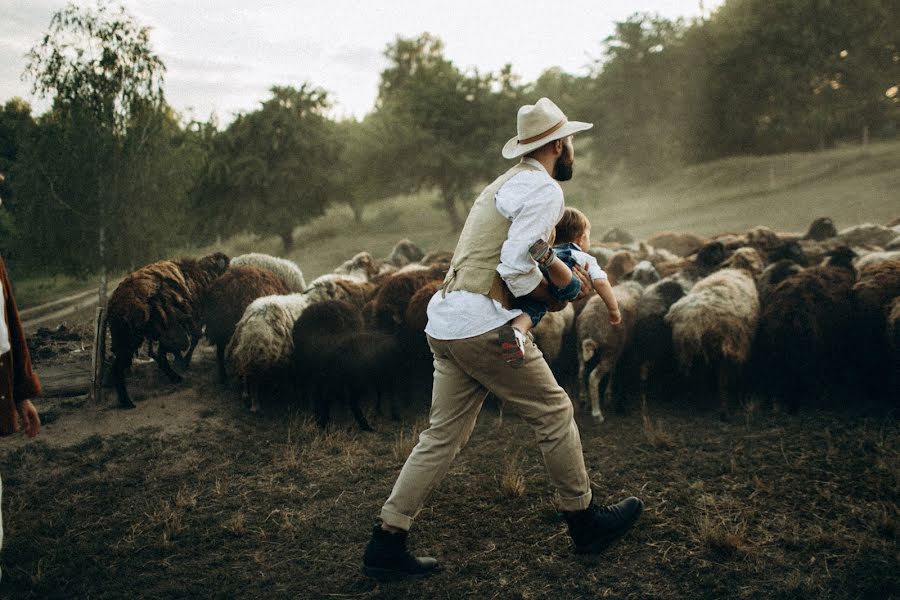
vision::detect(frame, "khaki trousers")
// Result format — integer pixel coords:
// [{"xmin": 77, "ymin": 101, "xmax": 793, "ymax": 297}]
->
[{"xmin": 380, "ymin": 326, "xmax": 592, "ymax": 530}]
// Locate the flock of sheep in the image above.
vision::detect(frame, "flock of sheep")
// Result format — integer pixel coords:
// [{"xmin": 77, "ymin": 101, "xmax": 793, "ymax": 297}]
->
[{"xmin": 104, "ymin": 216, "xmax": 900, "ymax": 427}]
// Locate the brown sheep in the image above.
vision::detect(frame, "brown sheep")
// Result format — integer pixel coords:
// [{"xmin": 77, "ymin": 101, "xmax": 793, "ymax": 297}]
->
[
  {"xmin": 605, "ymin": 250, "xmax": 638, "ymax": 285},
  {"xmin": 753, "ymin": 247, "xmax": 857, "ymax": 411},
  {"xmin": 645, "ymin": 232, "xmax": 708, "ymax": 257},
  {"xmin": 108, "ymin": 252, "xmax": 229, "ymax": 408},
  {"xmin": 371, "ymin": 265, "xmax": 448, "ymax": 334},
  {"xmin": 851, "ymin": 259, "xmax": 900, "ymax": 401},
  {"xmin": 385, "ymin": 239, "xmax": 425, "ymax": 267},
  {"xmin": 201, "ymin": 265, "xmax": 289, "ymax": 383}
]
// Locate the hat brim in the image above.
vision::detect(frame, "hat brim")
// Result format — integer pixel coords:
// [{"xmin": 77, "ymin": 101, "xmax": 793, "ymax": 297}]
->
[{"xmin": 501, "ymin": 121, "xmax": 593, "ymax": 159}]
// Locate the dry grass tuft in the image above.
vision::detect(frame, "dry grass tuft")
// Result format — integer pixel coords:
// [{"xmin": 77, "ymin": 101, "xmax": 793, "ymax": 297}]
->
[
  {"xmin": 392, "ymin": 416, "xmax": 428, "ymax": 462},
  {"xmin": 641, "ymin": 398, "xmax": 674, "ymax": 449},
  {"xmin": 223, "ymin": 512, "xmax": 246, "ymax": 535},
  {"xmin": 500, "ymin": 452, "xmax": 526, "ymax": 498},
  {"xmin": 695, "ymin": 513, "xmax": 748, "ymax": 559},
  {"xmin": 741, "ymin": 397, "xmax": 760, "ymax": 428}
]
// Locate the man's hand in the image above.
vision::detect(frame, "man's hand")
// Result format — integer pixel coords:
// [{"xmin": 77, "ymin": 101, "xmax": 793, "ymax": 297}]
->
[
  {"xmin": 572, "ymin": 265, "xmax": 593, "ymax": 301},
  {"xmin": 17, "ymin": 399, "xmax": 40, "ymax": 438}
]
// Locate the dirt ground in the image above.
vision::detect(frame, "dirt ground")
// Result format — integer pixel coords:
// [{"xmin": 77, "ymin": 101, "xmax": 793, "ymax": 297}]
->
[{"xmin": 0, "ymin": 330, "xmax": 897, "ymax": 599}]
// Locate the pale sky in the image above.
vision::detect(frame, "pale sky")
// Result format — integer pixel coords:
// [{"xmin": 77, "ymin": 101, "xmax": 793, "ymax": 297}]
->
[{"xmin": 0, "ymin": 0, "xmax": 724, "ymax": 123}]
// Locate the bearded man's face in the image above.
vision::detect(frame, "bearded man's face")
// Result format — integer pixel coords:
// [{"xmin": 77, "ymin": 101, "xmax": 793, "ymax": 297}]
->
[{"xmin": 553, "ymin": 138, "xmax": 574, "ymax": 182}]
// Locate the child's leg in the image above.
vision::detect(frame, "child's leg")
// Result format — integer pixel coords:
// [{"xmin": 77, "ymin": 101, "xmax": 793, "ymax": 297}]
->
[
  {"xmin": 499, "ymin": 301, "xmax": 545, "ymax": 368},
  {"xmin": 543, "ymin": 256, "xmax": 574, "ymax": 289},
  {"xmin": 511, "ymin": 313, "xmax": 533, "ymax": 335},
  {"xmin": 528, "ymin": 239, "xmax": 573, "ymax": 289}
]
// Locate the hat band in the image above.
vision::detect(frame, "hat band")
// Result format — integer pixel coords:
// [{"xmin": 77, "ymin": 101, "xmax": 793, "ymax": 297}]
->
[{"xmin": 519, "ymin": 119, "xmax": 566, "ymax": 144}]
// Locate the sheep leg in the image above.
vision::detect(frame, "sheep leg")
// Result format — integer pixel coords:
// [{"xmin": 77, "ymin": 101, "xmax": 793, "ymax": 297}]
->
[
  {"xmin": 348, "ymin": 387, "xmax": 373, "ymax": 432},
  {"xmin": 717, "ymin": 362, "xmax": 730, "ymax": 421},
  {"xmin": 179, "ymin": 331, "xmax": 201, "ymax": 369},
  {"xmin": 155, "ymin": 350, "xmax": 184, "ymax": 384},
  {"xmin": 112, "ymin": 351, "xmax": 136, "ymax": 409},
  {"xmin": 249, "ymin": 379, "xmax": 261, "ymax": 413},
  {"xmin": 216, "ymin": 344, "xmax": 227, "ymax": 383},
  {"xmin": 577, "ymin": 362, "xmax": 588, "ymax": 413},
  {"xmin": 588, "ymin": 366, "xmax": 607, "ymax": 424},
  {"xmin": 314, "ymin": 386, "xmax": 332, "ymax": 429}
]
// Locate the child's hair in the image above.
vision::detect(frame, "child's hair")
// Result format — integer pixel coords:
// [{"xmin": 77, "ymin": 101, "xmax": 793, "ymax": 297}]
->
[{"xmin": 555, "ymin": 207, "xmax": 590, "ymax": 245}]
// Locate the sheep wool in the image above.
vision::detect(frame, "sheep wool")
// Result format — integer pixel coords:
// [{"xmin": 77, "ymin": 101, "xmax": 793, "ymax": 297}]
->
[
  {"xmin": 230, "ymin": 253, "xmax": 307, "ymax": 293},
  {"xmin": 576, "ymin": 281, "xmax": 643, "ymax": 422},
  {"xmin": 226, "ymin": 293, "xmax": 310, "ymax": 378},
  {"xmin": 665, "ymin": 268, "xmax": 760, "ymax": 369}
]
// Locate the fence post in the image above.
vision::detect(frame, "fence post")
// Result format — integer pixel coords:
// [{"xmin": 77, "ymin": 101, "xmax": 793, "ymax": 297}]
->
[{"xmin": 91, "ymin": 306, "xmax": 107, "ymax": 402}]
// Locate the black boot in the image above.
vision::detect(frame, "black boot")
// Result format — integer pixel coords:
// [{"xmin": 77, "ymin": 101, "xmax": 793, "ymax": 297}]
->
[
  {"xmin": 362, "ymin": 523, "xmax": 440, "ymax": 581},
  {"xmin": 563, "ymin": 496, "xmax": 643, "ymax": 554}
]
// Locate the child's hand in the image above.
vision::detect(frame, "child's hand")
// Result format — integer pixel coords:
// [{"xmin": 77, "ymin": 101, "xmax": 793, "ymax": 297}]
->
[{"xmin": 608, "ymin": 308, "xmax": 622, "ymax": 325}]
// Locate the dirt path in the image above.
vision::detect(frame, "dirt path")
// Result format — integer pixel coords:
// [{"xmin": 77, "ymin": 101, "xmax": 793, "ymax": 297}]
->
[{"xmin": 4, "ymin": 344, "xmax": 230, "ymax": 450}]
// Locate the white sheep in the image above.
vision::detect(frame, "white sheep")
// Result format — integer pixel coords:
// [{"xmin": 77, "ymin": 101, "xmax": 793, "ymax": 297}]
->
[
  {"xmin": 854, "ymin": 250, "xmax": 900, "ymax": 271},
  {"xmin": 575, "ymin": 281, "xmax": 643, "ymax": 423},
  {"xmin": 837, "ymin": 223, "xmax": 897, "ymax": 248},
  {"xmin": 230, "ymin": 253, "xmax": 307, "ymax": 293},
  {"xmin": 225, "ymin": 293, "xmax": 310, "ymax": 411}
]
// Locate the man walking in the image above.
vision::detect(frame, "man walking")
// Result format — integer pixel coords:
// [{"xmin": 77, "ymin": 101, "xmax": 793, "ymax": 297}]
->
[{"xmin": 362, "ymin": 98, "xmax": 642, "ymax": 581}]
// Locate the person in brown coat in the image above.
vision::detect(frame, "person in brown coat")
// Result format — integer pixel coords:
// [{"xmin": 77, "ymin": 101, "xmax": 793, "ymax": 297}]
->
[{"xmin": 0, "ymin": 254, "xmax": 41, "ymax": 438}]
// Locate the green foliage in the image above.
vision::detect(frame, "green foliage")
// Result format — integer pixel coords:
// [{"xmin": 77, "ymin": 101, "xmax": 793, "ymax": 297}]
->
[
  {"xmin": 583, "ymin": 0, "xmax": 900, "ymax": 179},
  {"xmin": 0, "ymin": 98, "xmax": 36, "ymax": 257},
  {"xmin": 374, "ymin": 34, "xmax": 523, "ymax": 229},
  {"xmin": 13, "ymin": 1, "xmax": 192, "ymax": 276},
  {"xmin": 24, "ymin": 1, "xmax": 165, "ymax": 136},
  {"xmin": 191, "ymin": 85, "xmax": 339, "ymax": 251}
]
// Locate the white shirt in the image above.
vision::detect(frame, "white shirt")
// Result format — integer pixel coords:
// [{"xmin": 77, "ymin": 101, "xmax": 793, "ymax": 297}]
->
[
  {"xmin": 425, "ymin": 158, "xmax": 565, "ymax": 340},
  {"xmin": 0, "ymin": 278, "xmax": 9, "ymax": 355},
  {"xmin": 565, "ymin": 246, "xmax": 607, "ymax": 282}
]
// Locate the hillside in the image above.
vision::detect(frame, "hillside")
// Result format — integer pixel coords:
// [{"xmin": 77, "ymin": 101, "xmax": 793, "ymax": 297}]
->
[{"xmin": 15, "ymin": 138, "xmax": 900, "ymax": 311}]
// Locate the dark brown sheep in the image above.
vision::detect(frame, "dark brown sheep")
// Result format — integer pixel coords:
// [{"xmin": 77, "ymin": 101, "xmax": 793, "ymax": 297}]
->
[
  {"xmin": 370, "ymin": 265, "xmax": 447, "ymax": 334},
  {"xmin": 292, "ymin": 299, "xmax": 400, "ymax": 430},
  {"xmin": 108, "ymin": 252, "xmax": 229, "ymax": 408},
  {"xmin": 753, "ymin": 247, "xmax": 856, "ymax": 411},
  {"xmin": 201, "ymin": 265, "xmax": 289, "ymax": 383},
  {"xmin": 851, "ymin": 259, "xmax": 900, "ymax": 401}
]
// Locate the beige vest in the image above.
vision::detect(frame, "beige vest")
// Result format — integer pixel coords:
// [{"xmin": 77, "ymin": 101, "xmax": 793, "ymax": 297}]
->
[{"xmin": 441, "ymin": 160, "xmax": 552, "ymax": 309}]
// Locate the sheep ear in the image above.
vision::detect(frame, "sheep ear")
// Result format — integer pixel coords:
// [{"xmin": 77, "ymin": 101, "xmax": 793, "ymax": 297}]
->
[{"xmin": 580, "ymin": 339, "xmax": 597, "ymax": 362}]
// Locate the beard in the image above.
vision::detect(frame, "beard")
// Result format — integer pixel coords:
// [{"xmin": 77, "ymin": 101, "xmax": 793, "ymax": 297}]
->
[{"xmin": 553, "ymin": 147, "xmax": 574, "ymax": 181}]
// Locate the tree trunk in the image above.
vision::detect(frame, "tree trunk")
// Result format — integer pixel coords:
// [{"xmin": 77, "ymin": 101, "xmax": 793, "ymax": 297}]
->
[
  {"xmin": 351, "ymin": 201, "xmax": 364, "ymax": 224},
  {"xmin": 279, "ymin": 230, "xmax": 294, "ymax": 253},
  {"xmin": 442, "ymin": 191, "xmax": 462, "ymax": 231}
]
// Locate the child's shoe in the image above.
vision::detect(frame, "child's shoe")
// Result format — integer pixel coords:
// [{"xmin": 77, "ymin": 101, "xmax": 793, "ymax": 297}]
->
[{"xmin": 498, "ymin": 325, "xmax": 526, "ymax": 368}]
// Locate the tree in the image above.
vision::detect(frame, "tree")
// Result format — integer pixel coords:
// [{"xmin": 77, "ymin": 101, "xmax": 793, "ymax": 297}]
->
[
  {"xmin": 0, "ymin": 99, "xmax": 35, "ymax": 258},
  {"xmin": 375, "ymin": 34, "xmax": 522, "ymax": 230},
  {"xmin": 192, "ymin": 85, "xmax": 340, "ymax": 251},
  {"xmin": 22, "ymin": 0, "xmax": 167, "ymax": 298}
]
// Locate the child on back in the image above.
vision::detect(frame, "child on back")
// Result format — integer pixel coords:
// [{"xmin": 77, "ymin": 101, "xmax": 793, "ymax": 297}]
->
[{"xmin": 500, "ymin": 207, "xmax": 622, "ymax": 368}]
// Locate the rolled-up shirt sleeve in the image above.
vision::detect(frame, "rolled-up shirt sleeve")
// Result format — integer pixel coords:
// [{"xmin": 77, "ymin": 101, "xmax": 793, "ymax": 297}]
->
[{"xmin": 496, "ymin": 175, "xmax": 565, "ymax": 298}]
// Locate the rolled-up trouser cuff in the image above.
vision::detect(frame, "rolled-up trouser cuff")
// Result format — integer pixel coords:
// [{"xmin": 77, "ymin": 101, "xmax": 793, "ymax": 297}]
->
[
  {"xmin": 380, "ymin": 507, "xmax": 413, "ymax": 531},
  {"xmin": 557, "ymin": 489, "xmax": 593, "ymax": 512}
]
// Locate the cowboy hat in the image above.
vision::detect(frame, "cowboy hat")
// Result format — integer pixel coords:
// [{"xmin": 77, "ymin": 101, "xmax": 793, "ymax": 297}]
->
[{"xmin": 501, "ymin": 97, "xmax": 593, "ymax": 159}]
